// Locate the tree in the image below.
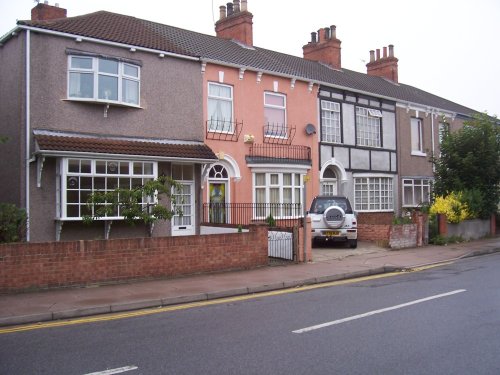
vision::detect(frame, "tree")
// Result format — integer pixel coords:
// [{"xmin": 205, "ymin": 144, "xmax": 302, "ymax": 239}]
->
[
  {"xmin": 83, "ymin": 175, "xmax": 183, "ymax": 237},
  {"xmin": 431, "ymin": 113, "xmax": 500, "ymax": 218}
]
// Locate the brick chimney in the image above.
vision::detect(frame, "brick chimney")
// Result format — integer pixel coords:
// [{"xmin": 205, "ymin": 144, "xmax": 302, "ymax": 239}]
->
[
  {"xmin": 215, "ymin": 0, "xmax": 253, "ymax": 46},
  {"xmin": 303, "ymin": 25, "xmax": 342, "ymax": 69},
  {"xmin": 366, "ymin": 45, "xmax": 399, "ymax": 82},
  {"xmin": 31, "ymin": 1, "xmax": 67, "ymax": 21}
]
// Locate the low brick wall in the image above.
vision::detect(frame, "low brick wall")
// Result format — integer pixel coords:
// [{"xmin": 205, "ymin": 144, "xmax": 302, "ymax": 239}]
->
[
  {"xmin": 358, "ymin": 224, "xmax": 391, "ymax": 241},
  {"xmin": 389, "ymin": 224, "xmax": 417, "ymax": 249},
  {"xmin": 0, "ymin": 225, "xmax": 268, "ymax": 293}
]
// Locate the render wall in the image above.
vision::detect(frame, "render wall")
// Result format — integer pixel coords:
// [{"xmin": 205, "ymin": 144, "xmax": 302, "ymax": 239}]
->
[
  {"xmin": 0, "ymin": 33, "xmax": 25, "ymax": 207},
  {"xmin": 203, "ymin": 64, "xmax": 319, "ymax": 206}
]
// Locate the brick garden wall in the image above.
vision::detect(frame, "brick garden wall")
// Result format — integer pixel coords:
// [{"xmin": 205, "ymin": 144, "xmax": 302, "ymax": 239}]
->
[{"xmin": 0, "ymin": 225, "xmax": 268, "ymax": 293}]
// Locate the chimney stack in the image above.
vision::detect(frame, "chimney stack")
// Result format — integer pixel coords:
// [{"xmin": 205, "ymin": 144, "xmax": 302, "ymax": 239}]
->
[
  {"xmin": 31, "ymin": 1, "xmax": 67, "ymax": 21},
  {"xmin": 366, "ymin": 44, "xmax": 399, "ymax": 82},
  {"xmin": 215, "ymin": 0, "xmax": 253, "ymax": 46},
  {"xmin": 303, "ymin": 24, "xmax": 342, "ymax": 69}
]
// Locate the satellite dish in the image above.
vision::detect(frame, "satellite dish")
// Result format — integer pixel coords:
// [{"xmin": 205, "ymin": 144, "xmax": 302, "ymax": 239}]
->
[{"xmin": 305, "ymin": 123, "xmax": 316, "ymax": 135}]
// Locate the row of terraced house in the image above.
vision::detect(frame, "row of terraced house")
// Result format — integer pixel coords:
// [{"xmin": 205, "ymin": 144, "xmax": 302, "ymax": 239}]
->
[{"xmin": 0, "ymin": 1, "xmax": 478, "ymax": 242}]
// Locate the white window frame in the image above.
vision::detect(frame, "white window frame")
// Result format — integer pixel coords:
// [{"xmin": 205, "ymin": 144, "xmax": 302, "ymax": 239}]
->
[
  {"xmin": 402, "ymin": 178, "xmax": 432, "ymax": 207},
  {"xmin": 207, "ymin": 82, "xmax": 234, "ymax": 133},
  {"xmin": 321, "ymin": 100, "xmax": 341, "ymax": 143},
  {"xmin": 264, "ymin": 92, "xmax": 287, "ymax": 138},
  {"xmin": 411, "ymin": 118, "xmax": 426, "ymax": 156},
  {"xmin": 253, "ymin": 171, "xmax": 303, "ymax": 218},
  {"xmin": 356, "ymin": 107, "xmax": 381, "ymax": 147},
  {"xmin": 354, "ymin": 175, "xmax": 394, "ymax": 212},
  {"xmin": 67, "ymin": 55, "xmax": 141, "ymax": 107},
  {"xmin": 60, "ymin": 158, "xmax": 157, "ymax": 220}
]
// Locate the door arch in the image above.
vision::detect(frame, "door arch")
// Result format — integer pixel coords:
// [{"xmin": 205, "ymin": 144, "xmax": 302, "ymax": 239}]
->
[{"xmin": 320, "ymin": 158, "xmax": 348, "ymax": 196}]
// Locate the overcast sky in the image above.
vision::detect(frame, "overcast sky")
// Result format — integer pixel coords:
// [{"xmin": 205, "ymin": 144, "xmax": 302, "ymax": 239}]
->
[{"xmin": 1, "ymin": 0, "xmax": 499, "ymax": 116}]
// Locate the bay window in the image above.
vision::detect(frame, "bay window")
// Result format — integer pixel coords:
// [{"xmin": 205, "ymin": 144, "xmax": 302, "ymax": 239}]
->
[
  {"xmin": 61, "ymin": 158, "xmax": 157, "ymax": 219},
  {"xmin": 254, "ymin": 172, "xmax": 302, "ymax": 218},
  {"xmin": 354, "ymin": 176, "xmax": 393, "ymax": 211}
]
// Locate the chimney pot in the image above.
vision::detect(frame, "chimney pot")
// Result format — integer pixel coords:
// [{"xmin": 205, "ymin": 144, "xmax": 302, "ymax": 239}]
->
[
  {"xmin": 233, "ymin": 0, "xmax": 240, "ymax": 13},
  {"xmin": 369, "ymin": 50, "xmax": 375, "ymax": 62},
  {"xmin": 324, "ymin": 27, "xmax": 330, "ymax": 40},
  {"xmin": 376, "ymin": 48, "xmax": 381, "ymax": 60},
  {"xmin": 226, "ymin": 2, "xmax": 233, "ymax": 16},
  {"xmin": 241, "ymin": 0, "xmax": 247, "ymax": 11},
  {"xmin": 317, "ymin": 29, "xmax": 323, "ymax": 42},
  {"xmin": 311, "ymin": 32, "xmax": 317, "ymax": 43},
  {"xmin": 383, "ymin": 46, "xmax": 387, "ymax": 58},
  {"xmin": 330, "ymin": 25, "xmax": 336, "ymax": 39},
  {"xmin": 389, "ymin": 44, "xmax": 394, "ymax": 57},
  {"xmin": 219, "ymin": 5, "xmax": 226, "ymax": 19}
]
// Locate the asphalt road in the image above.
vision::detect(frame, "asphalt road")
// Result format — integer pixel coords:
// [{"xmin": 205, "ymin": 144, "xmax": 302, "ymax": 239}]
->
[{"xmin": 1, "ymin": 253, "xmax": 500, "ymax": 375}]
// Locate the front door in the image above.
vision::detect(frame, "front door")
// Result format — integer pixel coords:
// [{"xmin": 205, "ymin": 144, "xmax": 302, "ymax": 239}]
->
[
  {"xmin": 209, "ymin": 182, "xmax": 227, "ymax": 223},
  {"xmin": 171, "ymin": 182, "xmax": 195, "ymax": 236}
]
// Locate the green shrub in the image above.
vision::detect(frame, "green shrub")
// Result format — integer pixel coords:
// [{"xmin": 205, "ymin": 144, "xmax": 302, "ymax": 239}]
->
[
  {"xmin": 392, "ymin": 215, "xmax": 412, "ymax": 225},
  {"xmin": 265, "ymin": 214, "xmax": 276, "ymax": 227},
  {"xmin": 0, "ymin": 203, "xmax": 26, "ymax": 243}
]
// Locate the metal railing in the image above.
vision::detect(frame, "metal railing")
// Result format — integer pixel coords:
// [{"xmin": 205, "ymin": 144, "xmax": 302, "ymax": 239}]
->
[
  {"xmin": 247, "ymin": 143, "xmax": 311, "ymax": 162},
  {"xmin": 263, "ymin": 123, "xmax": 296, "ymax": 144},
  {"xmin": 202, "ymin": 203, "xmax": 304, "ymax": 228},
  {"xmin": 205, "ymin": 119, "xmax": 243, "ymax": 142}
]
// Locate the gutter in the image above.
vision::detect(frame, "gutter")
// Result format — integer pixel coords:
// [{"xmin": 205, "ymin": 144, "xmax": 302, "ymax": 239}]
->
[
  {"xmin": 34, "ymin": 150, "xmax": 217, "ymax": 164},
  {"xmin": 15, "ymin": 25, "xmax": 199, "ymax": 62}
]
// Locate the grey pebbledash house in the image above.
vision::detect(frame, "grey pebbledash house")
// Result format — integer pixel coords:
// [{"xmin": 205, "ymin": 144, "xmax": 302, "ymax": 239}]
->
[{"xmin": 0, "ymin": 3, "xmax": 217, "ymax": 242}]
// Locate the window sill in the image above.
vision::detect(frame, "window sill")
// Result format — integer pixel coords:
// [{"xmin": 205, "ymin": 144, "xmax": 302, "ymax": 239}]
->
[
  {"xmin": 56, "ymin": 217, "xmax": 125, "ymax": 221},
  {"xmin": 64, "ymin": 98, "xmax": 142, "ymax": 109},
  {"xmin": 411, "ymin": 151, "xmax": 427, "ymax": 157}
]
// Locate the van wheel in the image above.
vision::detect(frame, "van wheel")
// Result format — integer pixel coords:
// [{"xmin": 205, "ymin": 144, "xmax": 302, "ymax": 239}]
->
[{"xmin": 348, "ymin": 239, "xmax": 357, "ymax": 249}]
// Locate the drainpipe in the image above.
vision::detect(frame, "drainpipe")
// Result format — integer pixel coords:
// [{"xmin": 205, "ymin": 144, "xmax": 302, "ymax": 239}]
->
[
  {"xmin": 431, "ymin": 111, "xmax": 435, "ymax": 172},
  {"xmin": 25, "ymin": 30, "xmax": 31, "ymax": 241},
  {"xmin": 302, "ymin": 177, "xmax": 308, "ymax": 262}
]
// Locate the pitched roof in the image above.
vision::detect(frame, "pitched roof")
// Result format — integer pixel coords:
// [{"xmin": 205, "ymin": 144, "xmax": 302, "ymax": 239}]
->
[
  {"xmin": 33, "ymin": 129, "xmax": 218, "ymax": 162},
  {"xmin": 19, "ymin": 11, "xmax": 477, "ymax": 116}
]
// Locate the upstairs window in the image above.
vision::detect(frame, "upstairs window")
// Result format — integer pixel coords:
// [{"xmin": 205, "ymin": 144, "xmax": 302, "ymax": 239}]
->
[
  {"xmin": 356, "ymin": 107, "xmax": 382, "ymax": 147},
  {"xmin": 411, "ymin": 118, "xmax": 425, "ymax": 155},
  {"xmin": 321, "ymin": 100, "xmax": 341, "ymax": 143},
  {"xmin": 68, "ymin": 56, "xmax": 140, "ymax": 106},
  {"xmin": 264, "ymin": 92, "xmax": 287, "ymax": 138},
  {"xmin": 207, "ymin": 82, "xmax": 233, "ymax": 132}
]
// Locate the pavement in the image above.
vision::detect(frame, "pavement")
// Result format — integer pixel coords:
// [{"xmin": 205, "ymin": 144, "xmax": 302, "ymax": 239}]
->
[{"xmin": 0, "ymin": 236, "xmax": 499, "ymax": 327}]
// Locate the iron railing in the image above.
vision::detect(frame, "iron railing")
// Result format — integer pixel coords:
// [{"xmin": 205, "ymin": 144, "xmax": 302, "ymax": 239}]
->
[
  {"xmin": 202, "ymin": 203, "xmax": 304, "ymax": 228},
  {"xmin": 205, "ymin": 119, "xmax": 243, "ymax": 142},
  {"xmin": 263, "ymin": 123, "xmax": 296, "ymax": 144},
  {"xmin": 247, "ymin": 143, "xmax": 311, "ymax": 162}
]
